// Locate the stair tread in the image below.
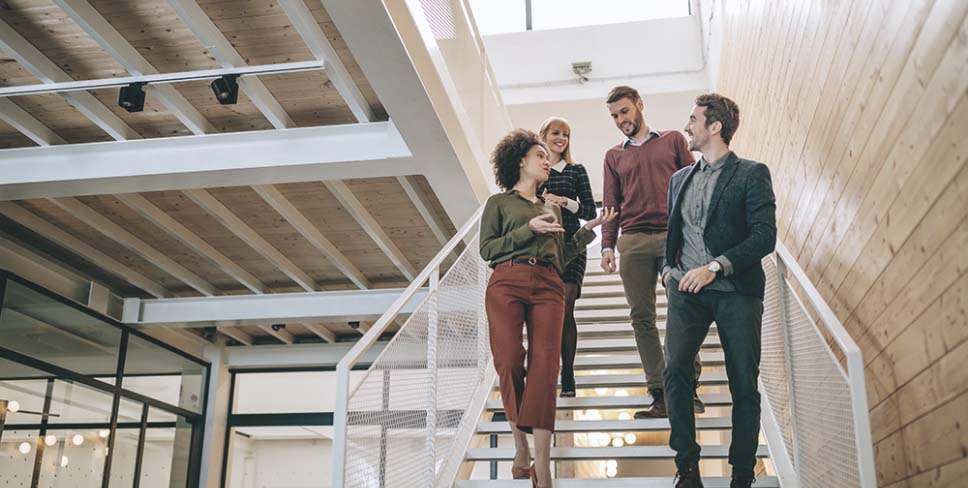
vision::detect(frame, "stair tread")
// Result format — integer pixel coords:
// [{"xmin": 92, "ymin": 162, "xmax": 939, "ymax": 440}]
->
[
  {"xmin": 478, "ymin": 416, "xmax": 732, "ymax": 433},
  {"xmin": 457, "ymin": 477, "xmax": 779, "ymax": 487},
  {"xmin": 496, "ymin": 371, "xmax": 728, "ymax": 389},
  {"xmin": 466, "ymin": 445, "xmax": 769, "ymax": 460},
  {"xmin": 578, "ymin": 336, "xmax": 721, "ymax": 350},
  {"xmin": 577, "ymin": 323, "xmax": 718, "ymax": 335},
  {"xmin": 575, "ymin": 352, "xmax": 724, "ymax": 369},
  {"xmin": 486, "ymin": 393, "xmax": 734, "ymax": 411}
]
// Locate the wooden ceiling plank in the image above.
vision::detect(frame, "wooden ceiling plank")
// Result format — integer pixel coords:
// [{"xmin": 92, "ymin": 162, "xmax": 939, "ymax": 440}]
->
[
  {"xmin": 52, "ymin": 0, "xmax": 217, "ymax": 135},
  {"xmin": 252, "ymin": 184, "xmax": 370, "ymax": 290},
  {"xmin": 324, "ymin": 180, "xmax": 418, "ymax": 281},
  {"xmin": 278, "ymin": 0, "xmax": 374, "ymax": 123},
  {"xmin": 0, "ymin": 201, "xmax": 170, "ymax": 298},
  {"xmin": 49, "ymin": 197, "xmax": 216, "ymax": 296},
  {"xmin": 115, "ymin": 192, "xmax": 266, "ymax": 294},
  {"xmin": 0, "ymin": 17, "xmax": 140, "ymax": 141},
  {"xmin": 165, "ymin": 0, "xmax": 295, "ymax": 129},
  {"xmin": 217, "ymin": 325, "xmax": 253, "ymax": 346},
  {"xmin": 259, "ymin": 324, "xmax": 294, "ymax": 344},
  {"xmin": 303, "ymin": 323, "xmax": 337, "ymax": 343},
  {"xmin": 0, "ymin": 98, "xmax": 66, "ymax": 146},
  {"xmin": 183, "ymin": 188, "xmax": 318, "ymax": 292}
]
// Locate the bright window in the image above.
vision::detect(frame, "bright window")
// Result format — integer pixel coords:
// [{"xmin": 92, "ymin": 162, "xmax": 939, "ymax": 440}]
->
[{"xmin": 469, "ymin": 0, "xmax": 690, "ymax": 35}]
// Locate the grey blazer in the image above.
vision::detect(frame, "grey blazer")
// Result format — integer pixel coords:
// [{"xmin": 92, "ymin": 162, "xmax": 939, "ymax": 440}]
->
[{"xmin": 664, "ymin": 151, "xmax": 777, "ymax": 298}]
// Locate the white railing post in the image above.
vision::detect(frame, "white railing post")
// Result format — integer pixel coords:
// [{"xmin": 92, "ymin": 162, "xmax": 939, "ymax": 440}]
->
[
  {"xmin": 425, "ymin": 266, "xmax": 440, "ymax": 485},
  {"xmin": 848, "ymin": 352, "xmax": 878, "ymax": 488},
  {"xmin": 332, "ymin": 361, "xmax": 350, "ymax": 487},
  {"xmin": 775, "ymin": 257, "xmax": 801, "ymax": 478}
]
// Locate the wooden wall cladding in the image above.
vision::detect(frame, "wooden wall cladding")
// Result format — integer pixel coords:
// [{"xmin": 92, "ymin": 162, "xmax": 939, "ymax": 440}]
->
[{"xmin": 717, "ymin": 1, "xmax": 968, "ymax": 485}]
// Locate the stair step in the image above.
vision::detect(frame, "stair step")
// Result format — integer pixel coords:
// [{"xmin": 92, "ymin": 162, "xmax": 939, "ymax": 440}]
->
[
  {"xmin": 466, "ymin": 444, "xmax": 769, "ymax": 461},
  {"xmin": 577, "ymin": 322, "xmax": 717, "ymax": 336},
  {"xmin": 577, "ymin": 337, "xmax": 720, "ymax": 353},
  {"xmin": 581, "ymin": 274, "xmax": 628, "ymax": 286},
  {"xmin": 478, "ymin": 416, "xmax": 731, "ymax": 433},
  {"xmin": 576, "ymin": 309, "xmax": 663, "ymax": 323},
  {"xmin": 578, "ymin": 285, "xmax": 628, "ymax": 299},
  {"xmin": 576, "ymin": 296, "xmax": 667, "ymax": 310},
  {"xmin": 497, "ymin": 371, "xmax": 728, "ymax": 390},
  {"xmin": 457, "ymin": 477, "xmax": 780, "ymax": 487},
  {"xmin": 486, "ymin": 393, "xmax": 733, "ymax": 411},
  {"xmin": 575, "ymin": 352, "xmax": 724, "ymax": 369}
]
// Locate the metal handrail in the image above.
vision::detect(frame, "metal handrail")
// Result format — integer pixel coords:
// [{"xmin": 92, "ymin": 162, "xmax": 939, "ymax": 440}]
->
[
  {"xmin": 768, "ymin": 239, "xmax": 877, "ymax": 488},
  {"xmin": 331, "ymin": 205, "xmax": 484, "ymax": 487}
]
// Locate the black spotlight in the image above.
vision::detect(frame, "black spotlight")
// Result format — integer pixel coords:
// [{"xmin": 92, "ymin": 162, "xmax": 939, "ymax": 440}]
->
[
  {"xmin": 118, "ymin": 82, "xmax": 146, "ymax": 113},
  {"xmin": 211, "ymin": 74, "xmax": 240, "ymax": 105}
]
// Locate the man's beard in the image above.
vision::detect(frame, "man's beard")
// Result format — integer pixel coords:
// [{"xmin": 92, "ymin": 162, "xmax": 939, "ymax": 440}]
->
[{"xmin": 624, "ymin": 114, "xmax": 643, "ymax": 136}]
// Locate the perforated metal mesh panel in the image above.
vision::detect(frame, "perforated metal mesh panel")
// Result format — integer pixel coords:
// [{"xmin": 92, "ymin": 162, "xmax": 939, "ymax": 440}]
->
[
  {"xmin": 761, "ymin": 257, "xmax": 862, "ymax": 488},
  {"xmin": 342, "ymin": 236, "xmax": 490, "ymax": 487}
]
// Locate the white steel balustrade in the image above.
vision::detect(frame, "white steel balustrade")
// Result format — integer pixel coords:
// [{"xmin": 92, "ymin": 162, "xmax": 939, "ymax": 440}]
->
[{"xmin": 759, "ymin": 241, "xmax": 877, "ymax": 488}]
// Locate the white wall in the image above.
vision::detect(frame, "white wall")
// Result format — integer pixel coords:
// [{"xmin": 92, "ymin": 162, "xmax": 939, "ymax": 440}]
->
[
  {"xmin": 507, "ymin": 90, "xmax": 705, "ymax": 200},
  {"xmin": 228, "ymin": 436, "xmax": 333, "ymax": 488}
]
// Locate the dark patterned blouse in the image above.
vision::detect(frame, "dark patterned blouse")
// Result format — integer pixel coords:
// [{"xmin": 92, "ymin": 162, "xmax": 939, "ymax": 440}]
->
[{"xmin": 538, "ymin": 162, "xmax": 597, "ymax": 237}]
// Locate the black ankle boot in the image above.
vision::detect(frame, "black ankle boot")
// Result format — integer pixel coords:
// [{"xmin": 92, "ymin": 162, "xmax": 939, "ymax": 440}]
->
[
  {"xmin": 730, "ymin": 472, "xmax": 755, "ymax": 488},
  {"xmin": 674, "ymin": 462, "xmax": 703, "ymax": 488}
]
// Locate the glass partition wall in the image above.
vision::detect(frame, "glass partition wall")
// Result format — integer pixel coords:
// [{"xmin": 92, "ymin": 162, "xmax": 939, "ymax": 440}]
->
[{"xmin": 0, "ymin": 271, "xmax": 209, "ymax": 488}]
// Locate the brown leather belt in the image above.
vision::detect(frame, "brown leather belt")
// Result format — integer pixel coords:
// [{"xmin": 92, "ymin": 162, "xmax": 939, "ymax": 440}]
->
[{"xmin": 512, "ymin": 256, "xmax": 554, "ymax": 268}]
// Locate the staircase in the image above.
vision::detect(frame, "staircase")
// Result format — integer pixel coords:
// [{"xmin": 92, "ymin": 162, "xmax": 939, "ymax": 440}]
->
[{"xmin": 457, "ymin": 258, "xmax": 779, "ymax": 487}]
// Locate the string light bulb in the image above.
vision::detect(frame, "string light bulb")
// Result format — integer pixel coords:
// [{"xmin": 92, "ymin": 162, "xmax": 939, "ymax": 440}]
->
[
  {"xmin": 44, "ymin": 434, "xmax": 57, "ymax": 446},
  {"xmin": 18, "ymin": 442, "xmax": 31, "ymax": 454},
  {"xmin": 6, "ymin": 400, "xmax": 20, "ymax": 413}
]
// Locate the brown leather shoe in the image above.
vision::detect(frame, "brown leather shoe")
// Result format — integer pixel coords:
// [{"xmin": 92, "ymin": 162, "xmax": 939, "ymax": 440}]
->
[
  {"xmin": 633, "ymin": 390, "xmax": 667, "ymax": 418},
  {"xmin": 511, "ymin": 465, "xmax": 532, "ymax": 479}
]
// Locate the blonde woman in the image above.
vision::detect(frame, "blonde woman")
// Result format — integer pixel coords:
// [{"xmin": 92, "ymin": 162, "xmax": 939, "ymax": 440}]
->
[{"xmin": 537, "ymin": 117, "xmax": 597, "ymax": 397}]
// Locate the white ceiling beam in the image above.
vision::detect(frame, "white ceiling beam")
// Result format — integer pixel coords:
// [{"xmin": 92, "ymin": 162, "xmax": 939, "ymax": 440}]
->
[
  {"xmin": 0, "ymin": 18, "xmax": 139, "ymax": 141},
  {"xmin": 115, "ymin": 192, "xmax": 267, "ymax": 295},
  {"xmin": 323, "ymin": 180, "xmax": 417, "ymax": 281},
  {"xmin": 251, "ymin": 184, "xmax": 370, "ymax": 290},
  {"xmin": 166, "ymin": 0, "xmax": 295, "ymax": 129},
  {"xmin": 224, "ymin": 341, "xmax": 391, "ymax": 369},
  {"xmin": 0, "ymin": 98, "xmax": 66, "ymax": 146},
  {"xmin": 49, "ymin": 197, "xmax": 216, "ymax": 296},
  {"xmin": 279, "ymin": 0, "xmax": 374, "ymax": 123},
  {"xmin": 51, "ymin": 0, "xmax": 216, "ymax": 135},
  {"xmin": 0, "ymin": 121, "xmax": 412, "ymax": 201},
  {"xmin": 183, "ymin": 189, "xmax": 317, "ymax": 292},
  {"xmin": 302, "ymin": 323, "xmax": 337, "ymax": 343},
  {"xmin": 122, "ymin": 287, "xmax": 428, "ymax": 327},
  {"xmin": 396, "ymin": 175, "xmax": 448, "ymax": 246},
  {"xmin": 0, "ymin": 201, "xmax": 170, "ymax": 298},
  {"xmin": 259, "ymin": 324, "xmax": 294, "ymax": 345}
]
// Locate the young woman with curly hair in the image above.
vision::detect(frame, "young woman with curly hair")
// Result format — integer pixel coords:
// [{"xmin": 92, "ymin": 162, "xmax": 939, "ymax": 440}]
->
[
  {"xmin": 536, "ymin": 116, "xmax": 597, "ymax": 398},
  {"xmin": 480, "ymin": 129, "xmax": 616, "ymax": 487}
]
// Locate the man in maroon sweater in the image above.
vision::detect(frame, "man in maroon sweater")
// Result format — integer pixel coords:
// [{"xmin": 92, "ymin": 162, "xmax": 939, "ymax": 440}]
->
[{"xmin": 601, "ymin": 86, "xmax": 703, "ymax": 418}]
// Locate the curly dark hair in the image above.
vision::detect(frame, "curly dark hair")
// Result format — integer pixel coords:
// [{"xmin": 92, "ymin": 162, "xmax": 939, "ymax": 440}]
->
[{"xmin": 490, "ymin": 129, "xmax": 546, "ymax": 190}]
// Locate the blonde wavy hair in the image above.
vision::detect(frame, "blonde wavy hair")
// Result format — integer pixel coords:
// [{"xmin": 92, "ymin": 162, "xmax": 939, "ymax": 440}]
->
[{"xmin": 538, "ymin": 116, "xmax": 574, "ymax": 164}]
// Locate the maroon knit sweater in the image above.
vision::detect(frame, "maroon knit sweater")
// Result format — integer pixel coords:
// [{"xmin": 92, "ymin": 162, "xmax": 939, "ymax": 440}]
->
[{"xmin": 601, "ymin": 130, "xmax": 695, "ymax": 250}]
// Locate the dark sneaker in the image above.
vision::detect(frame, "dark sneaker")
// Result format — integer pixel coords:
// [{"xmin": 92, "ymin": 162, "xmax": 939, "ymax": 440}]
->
[
  {"xmin": 634, "ymin": 390, "xmax": 667, "ymax": 419},
  {"xmin": 693, "ymin": 389, "xmax": 706, "ymax": 414},
  {"xmin": 560, "ymin": 374, "xmax": 576, "ymax": 398},
  {"xmin": 674, "ymin": 463, "xmax": 704, "ymax": 488},
  {"xmin": 730, "ymin": 472, "xmax": 756, "ymax": 488}
]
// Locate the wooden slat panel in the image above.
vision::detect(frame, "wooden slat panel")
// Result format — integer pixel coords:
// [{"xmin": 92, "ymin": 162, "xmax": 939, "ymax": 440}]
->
[{"xmin": 718, "ymin": 1, "xmax": 968, "ymax": 485}]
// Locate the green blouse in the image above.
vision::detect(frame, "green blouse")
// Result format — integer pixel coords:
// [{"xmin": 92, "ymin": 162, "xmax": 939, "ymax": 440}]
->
[{"xmin": 479, "ymin": 190, "xmax": 596, "ymax": 275}]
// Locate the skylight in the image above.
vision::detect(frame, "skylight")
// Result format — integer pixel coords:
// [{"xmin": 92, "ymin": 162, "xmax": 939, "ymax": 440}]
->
[{"xmin": 469, "ymin": 0, "xmax": 691, "ymax": 36}]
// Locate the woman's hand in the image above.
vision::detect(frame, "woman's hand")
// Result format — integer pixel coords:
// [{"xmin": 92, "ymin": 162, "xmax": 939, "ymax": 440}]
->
[
  {"xmin": 583, "ymin": 207, "xmax": 618, "ymax": 230},
  {"xmin": 542, "ymin": 189, "xmax": 568, "ymax": 208},
  {"xmin": 528, "ymin": 213, "xmax": 565, "ymax": 234}
]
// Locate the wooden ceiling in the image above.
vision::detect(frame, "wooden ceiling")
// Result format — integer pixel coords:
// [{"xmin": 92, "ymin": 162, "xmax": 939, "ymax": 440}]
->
[{"xmin": 0, "ymin": 1, "xmax": 461, "ymax": 346}]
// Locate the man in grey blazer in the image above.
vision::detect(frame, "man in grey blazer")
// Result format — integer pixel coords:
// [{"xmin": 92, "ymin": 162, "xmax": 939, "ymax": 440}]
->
[{"xmin": 660, "ymin": 93, "xmax": 777, "ymax": 488}]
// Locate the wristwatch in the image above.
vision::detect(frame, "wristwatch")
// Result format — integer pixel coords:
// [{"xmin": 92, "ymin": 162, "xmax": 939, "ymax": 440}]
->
[{"xmin": 707, "ymin": 260, "xmax": 722, "ymax": 275}]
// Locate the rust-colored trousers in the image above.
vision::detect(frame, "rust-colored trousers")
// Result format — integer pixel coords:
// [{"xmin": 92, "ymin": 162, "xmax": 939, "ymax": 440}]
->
[{"xmin": 485, "ymin": 260, "xmax": 565, "ymax": 433}]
